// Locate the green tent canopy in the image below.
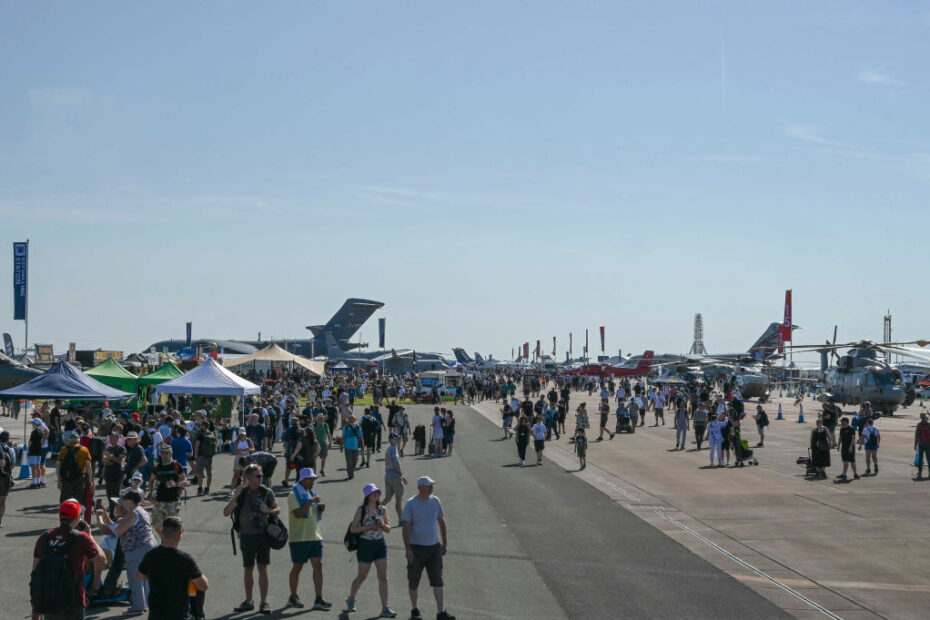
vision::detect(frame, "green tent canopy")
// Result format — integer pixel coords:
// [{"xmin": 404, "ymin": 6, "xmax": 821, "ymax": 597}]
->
[
  {"xmin": 85, "ymin": 358, "xmax": 140, "ymax": 394},
  {"xmin": 138, "ymin": 361, "xmax": 184, "ymax": 386}
]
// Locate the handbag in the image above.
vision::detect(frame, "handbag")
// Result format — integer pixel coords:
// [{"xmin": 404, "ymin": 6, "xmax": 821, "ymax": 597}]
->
[
  {"xmin": 264, "ymin": 515, "xmax": 289, "ymax": 550},
  {"xmin": 343, "ymin": 504, "xmax": 365, "ymax": 552}
]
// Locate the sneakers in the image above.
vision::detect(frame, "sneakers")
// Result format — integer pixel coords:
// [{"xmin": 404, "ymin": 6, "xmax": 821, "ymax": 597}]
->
[
  {"xmin": 854, "ymin": 473, "xmax": 861, "ymax": 480},
  {"xmin": 409, "ymin": 609, "xmax": 422, "ymax": 620},
  {"xmin": 436, "ymin": 611, "xmax": 456, "ymax": 620},
  {"xmin": 313, "ymin": 597, "xmax": 333, "ymax": 610},
  {"xmin": 519, "ymin": 459, "xmax": 524, "ymax": 466},
  {"xmin": 381, "ymin": 606, "xmax": 397, "ymax": 618},
  {"xmin": 609, "ymin": 433, "xmax": 615, "ymax": 440},
  {"xmin": 259, "ymin": 601, "xmax": 270, "ymax": 614},
  {"xmin": 233, "ymin": 600, "xmax": 255, "ymax": 612},
  {"xmin": 287, "ymin": 594, "xmax": 304, "ymax": 608},
  {"xmin": 346, "ymin": 596, "xmax": 357, "ymax": 612}
]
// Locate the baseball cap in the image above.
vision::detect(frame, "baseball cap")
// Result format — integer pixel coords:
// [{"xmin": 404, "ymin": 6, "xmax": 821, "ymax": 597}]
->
[
  {"xmin": 103, "ymin": 402, "xmax": 109, "ymax": 407},
  {"xmin": 363, "ymin": 483, "xmax": 381, "ymax": 499},
  {"xmin": 62, "ymin": 430, "xmax": 79, "ymax": 442},
  {"xmin": 59, "ymin": 499, "xmax": 82, "ymax": 520},
  {"xmin": 298, "ymin": 467, "xmax": 319, "ymax": 482},
  {"xmin": 417, "ymin": 476, "xmax": 435, "ymax": 487},
  {"xmin": 31, "ymin": 418, "xmax": 41, "ymax": 425},
  {"xmin": 130, "ymin": 471, "xmax": 143, "ymax": 481},
  {"xmin": 390, "ymin": 432, "xmax": 400, "ymax": 440},
  {"xmin": 238, "ymin": 428, "xmax": 247, "ymax": 435}
]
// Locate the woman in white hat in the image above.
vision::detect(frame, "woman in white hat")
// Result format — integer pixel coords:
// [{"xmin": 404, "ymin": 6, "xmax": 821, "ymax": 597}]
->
[
  {"xmin": 231, "ymin": 427, "xmax": 255, "ymax": 489},
  {"xmin": 345, "ymin": 483, "xmax": 395, "ymax": 617}
]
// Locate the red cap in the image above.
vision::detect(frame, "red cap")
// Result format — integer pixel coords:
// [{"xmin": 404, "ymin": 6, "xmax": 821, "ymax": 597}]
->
[
  {"xmin": 103, "ymin": 402, "xmax": 109, "ymax": 407},
  {"xmin": 130, "ymin": 412, "xmax": 141, "ymax": 421},
  {"xmin": 59, "ymin": 499, "xmax": 82, "ymax": 520}
]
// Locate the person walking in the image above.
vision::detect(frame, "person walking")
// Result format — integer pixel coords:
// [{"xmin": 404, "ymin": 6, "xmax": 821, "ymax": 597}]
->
[
  {"xmin": 57, "ymin": 430, "xmax": 92, "ymax": 505},
  {"xmin": 392, "ymin": 406, "xmax": 410, "ymax": 456},
  {"xmin": 596, "ymin": 399, "xmax": 615, "ymax": 441},
  {"xmin": 753, "ymin": 405, "xmax": 769, "ymax": 448},
  {"xmin": 810, "ymin": 419, "xmax": 831, "ymax": 479},
  {"xmin": 574, "ymin": 403, "xmax": 590, "ymax": 435},
  {"xmin": 31, "ymin": 499, "xmax": 106, "ymax": 620},
  {"xmin": 346, "ymin": 484, "xmax": 397, "ymax": 617},
  {"xmin": 915, "ymin": 412, "xmax": 930, "ymax": 480},
  {"xmin": 653, "ymin": 392, "xmax": 666, "ymax": 427},
  {"xmin": 442, "ymin": 410, "xmax": 455, "ymax": 457},
  {"xmin": 514, "ymin": 416, "xmax": 530, "ymax": 466},
  {"xmin": 382, "ymin": 433, "xmax": 408, "ymax": 523},
  {"xmin": 287, "ymin": 468, "xmax": 332, "ymax": 610},
  {"xmin": 192, "ymin": 421, "xmax": 217, "ymax": 496},
  {"xmin": 531, "ymin": 417, "xmax": 547, "ymax": 465},
  {"xmin": 101, "ymin": 429, "xmax": 126, "ymax": 515},
  {"xmin": 836, "ymin": 417, "xmax": 859, "ymax": 481},
  {"xmin": 231, "ymin": 428, "xmax": 255, "ymax": 489},
  {"xmin": 859, "ymin": 418, "xmax": 881, "ymax": 475},
  {"xmin": 0, "ymin": 431, "xmax": 14, "ymax": 528},
  {"xmin": 149, "ymin": 445, "xmax": 188, "ymax": 534},
  {"xmin": 573, "ymin": 428, "xmax": 588, "ymax": 470},
  {"xmin": 692, "ymin": 403, "xmax": 708, "ymax": 450},
  {"xmin": 223, "ymin": 463, "xmax": 280, "ymax": 614},
  {"xmin": 342, "ymin": 415, "xmax": 364, "ymax": 480},
  {"xmin": 500, "ymin": 403, "xmax": 515, "ymax": 439},
  {"xmin": 674, "ymin": 404, "xmax": 689, "ymax": 451},
  {"xmin": 312, "ymin": 413, "xmax": 332, "ymax": 476},
  {"xmin": 96, "ymin": 489, "xmax": 157, "ymax": 615},
  {"xmin": 431, "ymin": 408, "xmax": 445, "ymax": 457},
  {"xmin": 137, "ymin": 516, "xmax": 209, "ymax": 620},
  {"xmin": 402, "ymin": 477, "xmax": 454, "ymax": 620},
  {"xmin": 707, "ymin": 413, "xmax": 725, "ymax": 467}
]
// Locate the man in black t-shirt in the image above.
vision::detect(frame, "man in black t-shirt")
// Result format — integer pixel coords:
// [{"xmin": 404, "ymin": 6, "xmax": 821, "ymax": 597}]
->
[{"xmin": 138, "ymin": 516, "xmax": 208, "ymax": 620}]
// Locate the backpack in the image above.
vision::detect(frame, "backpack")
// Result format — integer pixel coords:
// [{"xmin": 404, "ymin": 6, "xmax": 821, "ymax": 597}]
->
[
  {"xmin": 198, "ymin": 432, "xmax": 218, "ymax": 458},
  {"xmin": 59, "ymin": 446, "xmax": 82, "ymax": 483},
  {"xmin": 231, "ymin": 485, "xmax": 271, "ymax": 533},
  {"xmin": 759, "ymin": 412, "xmax": 769, "ymax": 427},
  {"xmin": 140, "ymin": 430, "xmax": 153, "ymax": 449},
  {"xmin": 920, "ymin": 423, "xmax": 930, "ymax": 444},
  {"xmin": 89, "ymin": 437, "xmax": 105, "ymax": 462},
  {"xmin": 30, "ymin": 530, "xmax": 78, "ymax": 614},
  {"xmin": 264, "ymin": 514, "xmax": 289, "ymax": 550},
  {"xmin": 343, "ymin": 504, "xmax": 368, "ymax": 552}
]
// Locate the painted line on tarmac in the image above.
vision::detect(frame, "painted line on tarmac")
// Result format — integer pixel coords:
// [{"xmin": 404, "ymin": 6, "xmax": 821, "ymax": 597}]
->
[
  {"xmin": 654, "ymin": 509, "xmax": 845, "ymax": 620},
  {"xmin": 535, "ymin": 437, "xmax": 641, "ymax": 502}
]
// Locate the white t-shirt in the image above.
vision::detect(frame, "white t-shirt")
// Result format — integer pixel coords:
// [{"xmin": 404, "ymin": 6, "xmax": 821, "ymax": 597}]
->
[{"xmin": 531, "ymin": 423, "xmax": 547, "ymax": 441}]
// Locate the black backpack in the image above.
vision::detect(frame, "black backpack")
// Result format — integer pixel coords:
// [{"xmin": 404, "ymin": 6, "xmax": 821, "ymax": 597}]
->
[
  {"xmin": 343, "ymin": 504, "xmax": 367, "ymax": 552},
  {"xmin": 198, "ymin": 432, "xmax": 218, "ymax": 458},
  {"xmin": 89, "ymin": 437, "xmax": 105, "ymax": 462},
  {"xmin": 59, "ymin": 446, "xmax": 82, "ymax": 483},
  {"xmin": 759, "ymin": 412, "xmax": 769, "ymax": 427},
  {"xmin": 140, "ymin": 430, "xmax": 153, "ymax": 449},
  {"xmin": 30, "ymin": 530, "xmax": 78, "ymax": 614}
]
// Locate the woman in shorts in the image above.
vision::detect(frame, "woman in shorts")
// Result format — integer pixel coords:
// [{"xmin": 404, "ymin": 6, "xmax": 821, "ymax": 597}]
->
[{"xmin": 346, "ymin": 484, "xmax": 395, "ymax": 618}]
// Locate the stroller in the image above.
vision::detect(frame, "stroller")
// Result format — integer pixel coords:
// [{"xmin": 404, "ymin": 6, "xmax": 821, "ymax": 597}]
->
[
  {"xmin": 615, "ymin": 412, "xmax": 634, "ymax": 434},
  {"xmin": 797, "ymin": 449, "xmax": 817, "ymax": 477},
  {"xmin": 734, "ymin": 438, "xmax": 758, "ymax": 466}
]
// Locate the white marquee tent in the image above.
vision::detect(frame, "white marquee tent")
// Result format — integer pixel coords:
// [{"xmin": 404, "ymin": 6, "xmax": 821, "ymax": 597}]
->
[
  {"xmin": 222, "ymin": 343, "xmax": 325, "ymax": 376},
  {"xmin": 155, "ymin": 358, "xmax": 260, "ymax": 422}
]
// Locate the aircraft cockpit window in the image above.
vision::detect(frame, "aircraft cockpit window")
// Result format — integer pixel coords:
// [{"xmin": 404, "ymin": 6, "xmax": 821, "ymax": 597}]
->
[{"xmin": 874, "ymin": 373, "xmax": 894, "ymax": 386}]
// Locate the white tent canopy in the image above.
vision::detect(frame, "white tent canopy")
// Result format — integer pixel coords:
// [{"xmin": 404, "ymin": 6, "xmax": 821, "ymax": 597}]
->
[
  {"xmin": 155, "ymin": 357, "xmax": 261, "ymax": 397},
  {"xmin": 222, "ymin": 343, "xmax": 325, "ymax": 376}
]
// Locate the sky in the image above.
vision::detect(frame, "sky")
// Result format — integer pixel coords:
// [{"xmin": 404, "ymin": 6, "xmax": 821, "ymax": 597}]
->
[{"xmin": 1, "ymin": 1, "xmax": 929, "ymax": 363}]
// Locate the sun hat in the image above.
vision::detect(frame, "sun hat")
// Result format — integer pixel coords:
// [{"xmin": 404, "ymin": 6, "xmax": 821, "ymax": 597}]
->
[
  {"xmin": 31, "ymin": 418, "xmax": 41, "ymax": 425},
  {"xmin": 390, "ymin": 432, "xmax": 400, "ymax": 440},
  {"xmin": 417, "ymin": 476, "xmax": 435, "ymax": 487},
  {"xmin": 298, "ymin": 467, "xmax": 319, "ymax": 482},
  {"xmin": 363, "ymin": 483, "xmax": 381, "ymax": 499},
  {"xmin": 125, "ymin": 431, "xmax": 139, "ymax": 439},
  {"xmin": 238, "ymin": 428, "xmax": 247, "ymax": 435}
]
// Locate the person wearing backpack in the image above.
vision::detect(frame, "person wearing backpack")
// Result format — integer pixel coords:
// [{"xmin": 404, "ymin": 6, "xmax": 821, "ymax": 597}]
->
[
  {"xmin": 913, "ymin": 412, "xmax": 930, "ymax": 480},
  {"xmin": 0, "ymin": 430, "xmax": 16, "ymax": 528},
  {"xmin": 193, "ymin": 421, "xmax": 218, "ymax": 495},
  {"xmin": 753, "ymin": 405, "xmax": 769, "ymax": 448},
  {"xmin": 57, "ymin": 431, "xmax": 92, "ymax": 506},
  {"xmin": 31, "ymin": 499, "xmax": 105, "ymax": 619},
  {"xmin": 223, "ymin": 463, "xmax": 280, "ymax": 614}
]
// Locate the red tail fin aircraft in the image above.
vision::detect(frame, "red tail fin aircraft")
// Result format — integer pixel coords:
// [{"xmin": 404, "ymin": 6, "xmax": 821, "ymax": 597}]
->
[{"xmin": 567, "ymin": 350, "xmax": 655, "ymax": 378}]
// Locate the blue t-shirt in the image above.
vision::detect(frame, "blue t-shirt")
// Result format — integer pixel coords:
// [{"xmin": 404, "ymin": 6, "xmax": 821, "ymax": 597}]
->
[{"xmin": 170, "ymin": 437, "xmax": 194, "ymax": 467}]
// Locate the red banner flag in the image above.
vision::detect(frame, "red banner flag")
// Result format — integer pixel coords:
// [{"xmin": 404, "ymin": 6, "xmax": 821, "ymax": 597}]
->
[
  {"xmin": 523, "ymin": 342, "xmax": 529, "ymax": 360},
  {"xmin": 552, "ymin": 337, "xmax": 556, "ymax": 356},
  {"xmin": 600, "ymin": 326, "xmax": 605, "ymax": 352}
]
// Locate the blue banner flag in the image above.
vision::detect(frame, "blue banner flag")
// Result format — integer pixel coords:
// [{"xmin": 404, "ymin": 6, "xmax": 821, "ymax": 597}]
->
[
  {"xmin": 13, "ymin": 242, "xmax": 27, "ymax": 320},
  {"xmin": 186, "ymin": 322, "xmax": 192, "ymax": 347},
  {"xmin": 378, "ymin": 318, "xmax": 386, "ymax": 349}
]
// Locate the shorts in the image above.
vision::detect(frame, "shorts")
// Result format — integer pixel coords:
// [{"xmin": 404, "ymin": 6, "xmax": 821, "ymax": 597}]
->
[
  {"xmin": 444, "ymin": 432, "xmax": 454, "ymax": 446},
  {"xmin": 841, "ymin": 448, "xmax": 855, "ymax": 463},
  {"xmin": 0, "ymin": 475, "xmax": 11, "ymax": 497},
  {"xmin": 656, "ymin": 408, "xmax": 664, "ymax": 416},
  {"xmin": 151, "ymin": 501, "xmax": 181, "ymax": 528},
  {"xmin": 28, "ymin": 455, "xmax": 42, "ymax": 466},
  {"xmin": 240, "ymin": 533, "xmax": 271, "ymax": 567},
  {"xmin": 407, "ymin": 543, "xmax": 443, "ymax": 589},
  {"xmin": 600, "ymin": 414, "xmax": 608, "ymax": 427},
  {"xmin": 363, "ymin": 434, "xmax": 376, "ymax": 448},
  {"xmin": 40, "ymin": 453, "xmax": 48, "ymax": 465},
  {"xmin": 289, "ymin": 540, "xmax": 323, "ymax": 564},
  {"xmin": 196, "ymin": 456, "xmax": 213, "ymax": 478},
  {"xmin": 503, "ymin": 416, "xmax": 514, "ymax": 428},
  {"xmin": 534, "ymin": 439, "xmax": 545, "ymax": 452},
  {"xmin": 357, "ymin": 537, "xmax": 388, "ymax": 563},
  {"xmin": 317, "ymin": 444, "xmax": 329, "ymax": 459},
  {"xmin": 233, "ymin": 456, "xmax": 248, "ymax": 471},
  {"xmin": 383, "ymin": 476, "xmax": 404, "ymax": 500}
]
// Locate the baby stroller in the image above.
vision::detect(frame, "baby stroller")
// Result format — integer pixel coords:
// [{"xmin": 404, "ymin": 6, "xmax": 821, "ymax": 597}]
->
[
  {"xmin": 412, "ymin": 425, "xmax": 427, "ymax": 455},
  {"xmin": 797, "ymin": 449, "xmax": 816, "ymax": 477},
  {"xmin": 615, "ymin": 412, "xmax": 634, "ymax": 434},
  {"xmin": 735, "ymin": 438, "xmax": 758, "ymax": 466}
]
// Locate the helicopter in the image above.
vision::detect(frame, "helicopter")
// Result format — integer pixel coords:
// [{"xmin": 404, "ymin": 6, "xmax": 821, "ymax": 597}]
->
[{"xmin": 783, "ymin": 332, "xmax": 929, "ymax": 415}]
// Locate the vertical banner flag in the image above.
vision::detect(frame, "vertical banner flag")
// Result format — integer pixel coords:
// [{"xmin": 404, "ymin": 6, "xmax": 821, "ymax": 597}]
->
[
  {"xmin": 2, "ymin": 333, "xmax": 13, "ymax": 357},
  {"xmin": 523, "ymin": 342, "xmax": 529, "ymax": 360},
  {"xmin": 552, "ymin": 337, "xmax": 556, "ymax": 356},
  {"xmin": 536, "ymin": 340, "xmax": 540, "ymax": 359},
  {"xmin": 600, "ymin": 326, "xmax": 605, "ymax": 352},
  {"xmin": 569, "ymin": 332, "xmax": 573, "ymax": 357},
  {"xmin": 585, "ymin": 329, "xmax": 589, "ymax": 356},
  {"xmin": 378, "ymin": 318, "xmax": 386, "ymax": 349},
  {"xmin": 185, "ymin": 322, "xmax": 192, "ymax": 347},
  {"xmin": 511, "ymin": 347, "xmax": 514, "ymax": 361},
  {"xmin": 13, "ymin": 242, "xmax": 27, "ymax": 320}
]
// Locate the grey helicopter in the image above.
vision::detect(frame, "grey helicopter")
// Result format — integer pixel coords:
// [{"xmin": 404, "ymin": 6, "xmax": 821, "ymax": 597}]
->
[{"xmin": 784, "ymin": 332, "xmax": 928, "ymax": 415}]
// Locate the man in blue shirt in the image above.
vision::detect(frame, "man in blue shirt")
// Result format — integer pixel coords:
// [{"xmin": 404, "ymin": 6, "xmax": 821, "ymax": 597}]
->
[{"xmin": 170, "ymin": 427, "xmax": 195, "ymax": 471}]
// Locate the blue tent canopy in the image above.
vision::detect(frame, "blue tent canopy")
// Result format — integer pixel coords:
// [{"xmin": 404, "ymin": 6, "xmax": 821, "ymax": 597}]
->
[{"xmin": 0, "ymin": 361, "xmax": 135, "ymax": 401}]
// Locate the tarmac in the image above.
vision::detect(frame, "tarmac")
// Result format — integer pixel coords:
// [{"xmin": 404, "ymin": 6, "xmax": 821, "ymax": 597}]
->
[
  {"xmin": 0, "ymin": 402, "xmax": 789, "ymax": 620},
  {"xmin": 470, "ymin": 389, "xmax": 930, "ymax": 620}
]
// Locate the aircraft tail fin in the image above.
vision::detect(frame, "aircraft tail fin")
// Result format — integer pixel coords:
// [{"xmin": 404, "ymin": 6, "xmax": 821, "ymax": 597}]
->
[
  {"xmin": 324, "ymin": 332, "xmax": 347, "ymax": 359},
  {"xmin": 474, "ymin": 353, "xmax": 485, "ymax": 365},
  {"xmin": 452, "ymin": 348, "xmax": 473, "ymax": 364},
  {"xmin": 637, "ymin": 351, "xmax": 655, "ymax": 371}
]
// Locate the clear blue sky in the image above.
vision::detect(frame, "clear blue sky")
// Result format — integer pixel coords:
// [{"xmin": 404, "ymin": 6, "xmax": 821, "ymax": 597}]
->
[{"xmin": 1, "ymin": 1, "xmax": 928, "ymax": 361}]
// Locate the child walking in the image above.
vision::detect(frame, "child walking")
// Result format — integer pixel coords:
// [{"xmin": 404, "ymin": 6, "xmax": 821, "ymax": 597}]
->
[{"xmin": 574, "ymin": 428, "xmax": 588, "ymax": 471}]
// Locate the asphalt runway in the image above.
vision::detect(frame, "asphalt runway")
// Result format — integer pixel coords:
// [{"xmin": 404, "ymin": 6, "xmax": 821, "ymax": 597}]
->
[{"xmin": 1, "ymin": 404, "xmax": 788, "ymax": 619}]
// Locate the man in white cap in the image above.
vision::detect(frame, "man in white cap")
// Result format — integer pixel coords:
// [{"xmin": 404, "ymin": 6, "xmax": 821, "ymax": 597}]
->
[
  {"xmin": 402, "ymin": 476, "xmax": 454, "ymax": 620},
  {"xmin": 286, "ymin": 467, "xmax": 331, "ymax": 610}
]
